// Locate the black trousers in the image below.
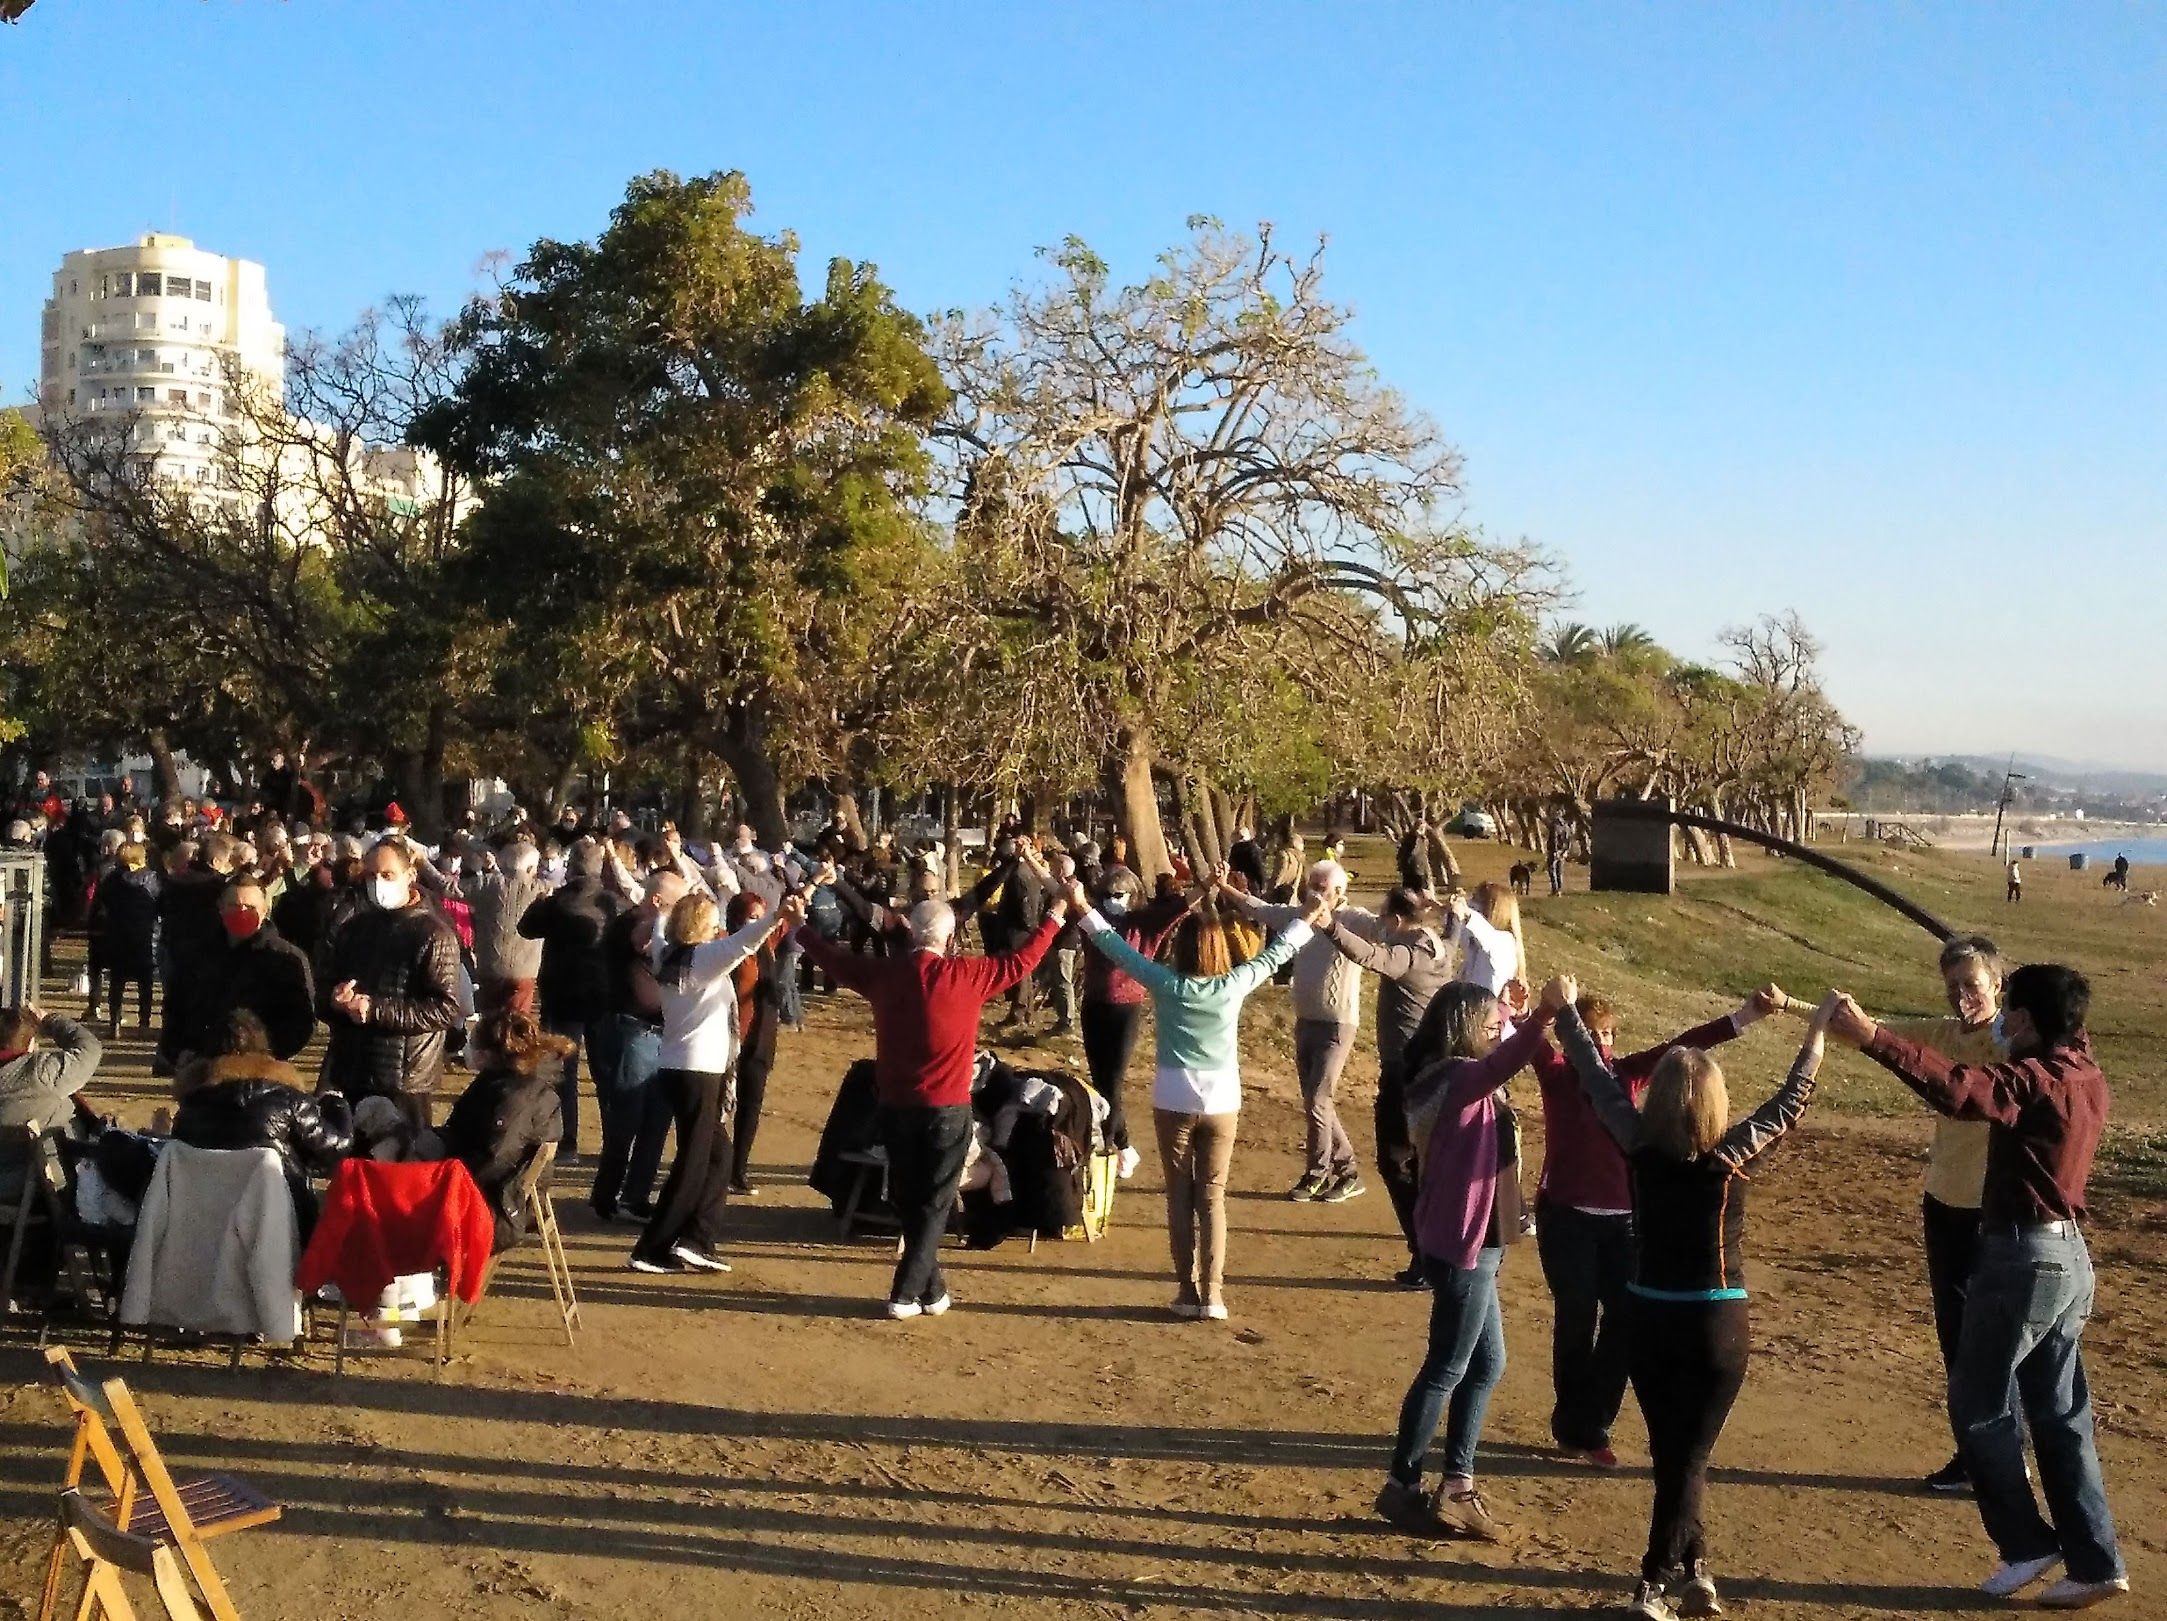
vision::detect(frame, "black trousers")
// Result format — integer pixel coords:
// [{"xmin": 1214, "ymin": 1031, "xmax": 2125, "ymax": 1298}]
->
[
  {"xmin": 1922, "ymin": 1194, "xmax": 1982, "ymax": 1447},
  {"xmin": 731, "ymin": 1043, "xmax": 775, "ymax": 1185},
  {"xmin": 1630, "ymin": 1294, "xmax": 1750, "ymax": 1582},
  {"xmin": 92, "ymin": 960, "xmax": 156, "ymax": 1028},
  {"xmin": 880, "ymin": 1103, "xmax": 972, "ymax": 1306},
  {"xmin": 1536, "ymin": 1199, "xmax": 1636, "ymax": 1450},
  {"xmin": 1079, "ymin": 1000, "xmax": 1144, "ymax": 1151},
  {"xmin": 1374, "ymin": 1059, "xmax": 1419, "ymax": 1264},
  {"xmin": 637, "ymin": 1066, "xmax": 732, "ymax": 1261}
]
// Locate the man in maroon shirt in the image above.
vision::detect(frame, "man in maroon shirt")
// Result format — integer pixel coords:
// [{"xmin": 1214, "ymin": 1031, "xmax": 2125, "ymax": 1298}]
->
[
  {"xmin": 1830, "ymin": 965, "xmax": 2128, "ymax": 1610},
  {"xmin": 800, "ymin": 885, "xmax": 1070, "ymax": 1319}
]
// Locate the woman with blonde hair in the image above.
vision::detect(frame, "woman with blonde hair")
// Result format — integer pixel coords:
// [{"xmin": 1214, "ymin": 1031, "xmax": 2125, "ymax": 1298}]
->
[
  {"xmin": 1555, "ymin": 980, "xmax": 1835, "ymax": 1621},
  {"xmin": 1446, "ymin": 881, "xmax": 1526, "ymax": 998},
  {"xmin": 629, "ymin": 887, "xmax": 801, "ymax": 1275},
  {"xmin": 1067, "ymin": 876, "xmax": 1326, "ymax": 1321}
]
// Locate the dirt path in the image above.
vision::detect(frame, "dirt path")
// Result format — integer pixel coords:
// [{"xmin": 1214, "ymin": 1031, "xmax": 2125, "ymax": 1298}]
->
[{"xmin": 2, "ymin": 995, "xmax": 2160, "ymax": 1619}]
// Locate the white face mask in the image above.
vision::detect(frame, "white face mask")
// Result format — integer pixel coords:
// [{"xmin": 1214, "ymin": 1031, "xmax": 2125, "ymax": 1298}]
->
[{"xmin": 368, "ymin": 876, "xmax": 409, "ymax": 911}]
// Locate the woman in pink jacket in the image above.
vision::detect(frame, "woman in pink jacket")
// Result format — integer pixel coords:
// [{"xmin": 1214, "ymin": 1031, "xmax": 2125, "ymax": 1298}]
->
[{"xmin": 1374, "ymin": 974, "xmax": 1567, "ymax": 1544}]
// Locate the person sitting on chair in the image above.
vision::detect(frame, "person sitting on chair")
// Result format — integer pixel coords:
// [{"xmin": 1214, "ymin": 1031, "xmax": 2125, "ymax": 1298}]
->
[
  {"xmin": 172, "ymin": 1009, "xmax": 352, "ymax": 1235},
  {"xmin": 438, "ymin": 1007, "xmax": 570, "ymax": 1253}
]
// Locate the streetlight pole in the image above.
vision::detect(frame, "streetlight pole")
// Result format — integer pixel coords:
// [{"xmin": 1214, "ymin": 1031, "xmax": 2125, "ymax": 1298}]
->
[{"xmin": 1990, "ymin": 761, "xmax": 2029, "ymax": 862}]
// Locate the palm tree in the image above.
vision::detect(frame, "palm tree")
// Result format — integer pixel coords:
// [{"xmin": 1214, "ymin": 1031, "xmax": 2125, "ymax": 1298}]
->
[
  {"xmin": 1600, "ymin": 622, "xmax": 1658, "ymax": 658},
  {"xmin": 1541, "ymin": 622, "xmax": 1599, "ymax": 664}
]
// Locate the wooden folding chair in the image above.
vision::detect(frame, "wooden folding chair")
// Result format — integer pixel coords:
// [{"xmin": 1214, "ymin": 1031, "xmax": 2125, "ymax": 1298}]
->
[
  {"xmin": 38, "ymin": 1349, "xmax": 278, "ymax": 1621},
  {"xmin": 331, "ymin": 1270, "xmax": 455, "ymax": 1376},
  {"xmin": 51, "ymin": 1488, "xmax": 206, "ymax": 1620},
  {"xmin": 465, "ymin": 1142, "xmax": 579, "ymax": 1347}
]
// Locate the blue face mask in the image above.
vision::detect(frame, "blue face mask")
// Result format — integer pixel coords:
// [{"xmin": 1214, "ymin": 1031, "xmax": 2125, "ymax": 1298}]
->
[
  {"xmin": 1100, "ymin": 894, "xmax": 1129, "ymax": 917},
  {"xmin": 1990, "ymin": 1011, "xmax": 2010, "ymax": 1048}
]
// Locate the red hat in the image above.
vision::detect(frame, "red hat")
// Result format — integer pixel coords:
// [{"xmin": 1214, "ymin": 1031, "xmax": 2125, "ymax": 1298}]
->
[{"xmin": 385, "ymin": 802, "xmax": 408, "ymax": 825}]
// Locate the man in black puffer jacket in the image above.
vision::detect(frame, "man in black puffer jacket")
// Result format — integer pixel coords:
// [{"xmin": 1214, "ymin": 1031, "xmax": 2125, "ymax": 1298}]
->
[
  {"xmin": 318, "ymin": 840, "xmax": 462, "ymax": 1127},
  {"xmin": 516, "ymin": 838, "xmax": 623, "ymax": 1159},
  {"xmin": 187, "ymin": 878, "xmax": 317, "ymax": 1061},
  {"xmin": 174, "ymin": 1010, "xmax": 353, "ymax": 1233}
]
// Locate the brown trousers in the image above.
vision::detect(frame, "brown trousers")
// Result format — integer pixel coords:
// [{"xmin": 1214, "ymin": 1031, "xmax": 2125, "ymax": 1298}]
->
[{"xmin": 1154, "ymin": 1109, "xmax": 1239, "ymax": 1306}]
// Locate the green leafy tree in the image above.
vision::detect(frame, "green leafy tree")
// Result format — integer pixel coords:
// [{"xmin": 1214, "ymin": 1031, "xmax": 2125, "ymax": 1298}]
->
[{"xmin": 420, "ymin": 170, "xmax": 948, "ymax": 846}]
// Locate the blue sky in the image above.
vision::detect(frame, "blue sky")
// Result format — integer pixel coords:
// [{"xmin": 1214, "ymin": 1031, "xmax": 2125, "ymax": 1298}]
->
[{"xmin": 6, "ymin": 2, "xmax": 2162, "ymax": 769}]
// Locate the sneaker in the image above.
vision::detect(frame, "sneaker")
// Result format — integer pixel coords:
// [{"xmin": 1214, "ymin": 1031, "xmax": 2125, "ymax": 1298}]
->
[
  {"xmin": 1922, "ymin": 1454, "xmax": 1970, "ymax": 1494},
  {"xmin": 1288, "ymin": 1173, "xmax": 1329, "ymax": 1202},
  {"xmin": 1170, "ymin": 1295, "xmax": 1203, "ymax": 1321},
  {"xmin": 1318, "ymin": 1172, "xmax": 1367, "ymax": 1203},
  {"xmin": 2038, "ymin": 1575, "xmax": 2131, "ymax": 1609},
  {"xmin": 1393, "ymin": 1262, "xmax": 1429, "ymax": 1290},
  {"xmin": 885, "ymin": 1299, "xmax": 924, "ymax": 1320},
  {"xmin": 1202, "ymin": 1300, "xmax": 1229, "ymax": 1321},
  {"xmin": 1116, "ymin": 1145, "xmax": 1141, "ymax": 1180},
  {"xmin": 1625, "ymin": 1580, "xmax": 1679, "ymax": 1621},
  {"xmin": 589, "ymin": 1200, "xmax": 620, "ymax": 1223},
  {"xmin": 1435, "ymin": 1487, "xmax": 1506, "ymax": 1543},
  {"xmin": 625, "ymin": 1198, "xmax": 658, "ymax": 1221},
  {"xmin": 1982, "ymin": 1553, "xmax": 2062, "ymax": 1598},
  {"xmin": 1562, "ymin": 1444, "xmax": 1620, "ymax": 1469},
  {"xmin": 921, "ymin": 1293, "xmax": 952, "ymax": 1317},
  {"xmin": 628, "ymin": 1251, "xmax": 683, "ymax": 1274},
  {"xmin": 671, "ymin": 1243, "xmax": 732, "ymax": 1274},
  {"xmin": 1674, "ymin": 1562, "xmax": 1723, "ymax": 1617},
  {"xmin": 1374, "ymin": 1479, "xmax": 1449, "ymax": 1536},
  {"xmin": 341, "ymin": 1321, "xmax": 403, "ymax": 1351},
  {"xmin": 727, "ymin": 1179, "xmax": 756, "ymax": 1198}
]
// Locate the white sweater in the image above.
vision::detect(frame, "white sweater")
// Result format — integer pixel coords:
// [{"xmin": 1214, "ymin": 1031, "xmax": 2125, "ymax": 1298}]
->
[
  {"xmin": 651, "ymin": 916, "xmax": 777, "ymax": 1074},
  {"xmin": 1449, "ymin": 909, "xmax": 1520, "ymax": 995}
]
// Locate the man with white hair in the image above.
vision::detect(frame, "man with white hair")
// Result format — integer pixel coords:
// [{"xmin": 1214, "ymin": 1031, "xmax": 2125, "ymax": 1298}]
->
[
  {"xmin": 1224, "ymin": 856, "xmax": 1380, "ymax": 1202},
  {"xmin": 466, "ymin": 837, "xmax": 551, "ymax": 1016},
  {"xmin": 796, "ymin": 880, "xmax": 1072, "ymax": 1319}
]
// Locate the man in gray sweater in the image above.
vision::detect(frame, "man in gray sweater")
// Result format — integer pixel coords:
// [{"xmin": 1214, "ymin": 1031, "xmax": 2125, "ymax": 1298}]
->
[
  {"xmin": 0, "ymin": 1006, "xmax": 103, "ymax": 1198},
  {"xmin": 465, "ymin": 838, "xmax": 551, "ymax": 1016},
  {"xmin": 1324, "ymin": 889, "xmax": 1454, "ymax": 1282},
  {"xmin": 1222, "ymin": 860, "xmax": 1381, "ymax": 1202}
]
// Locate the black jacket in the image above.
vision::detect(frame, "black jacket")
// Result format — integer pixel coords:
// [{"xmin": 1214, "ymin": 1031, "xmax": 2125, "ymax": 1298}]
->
[
  {"xmin": 518, "ymin": 877, "xmax": 623, "ymax": 1025},
  {"xmin": 272, "ymin": 866, "xmax": 341, "ymax": 961},
  {"xmin": 1228, "ymin": 838, "xmax": 1269, "ymax": 889},
  {"xmin": 193, "ymin": 924, "xmax": 317, "ymax": 1060},
  {"xmin": 439, "ymin": 1067, "xmax": 563, "ymax": 1251},
  {"xmin": 89, "ymin": 864, "xmax": 162, "ymax": 966},
  {"xmin": 172, "ymin": 1053, "xmax": 354, "ymax": 1184},
  {"xmin": 158, "ymin": 865, "xmax": 230, "ymax": 983},
  {"xmin": 316, "ymin": 901, "xmax": 463, "ymax": 1100}
]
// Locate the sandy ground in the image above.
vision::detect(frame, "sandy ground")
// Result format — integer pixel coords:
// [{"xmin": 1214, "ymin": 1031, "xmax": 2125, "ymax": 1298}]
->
[{"xmin": 2, "ymin": 991, "xmax": 2161, "ymax": 1620}]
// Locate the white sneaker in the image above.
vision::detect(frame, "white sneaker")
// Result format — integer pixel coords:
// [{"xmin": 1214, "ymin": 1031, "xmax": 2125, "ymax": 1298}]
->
[
  {"xmin": 885, "ymin": 1299, "xmax": 923, "ymax": 1320},
  {"xmin": 1983, "ymin": 1553, "xmax": 2062, "ymax": 1598},
  {"xmin": 2038, "ymin": 1575, "xmax": 2130, "ymax": 1610},
  {"xmin": 1202, "ymin": 1301, "xmax": 1229, "ymax": 1321},
  {"xmin": 922, "ymin": 1293, "xmax": 952, "ymax": 1317},
  {"xmin": 671, "ymin": 1243, "xmax": 732, "ymax": 1274},
  {"xmin": 1624, "ymin": 1582, "xmax": 1678, "ymax": 1621},
  {"xmin": 1116, "ymin": 1146, "xmax": 1141, "ymax": 1180}
]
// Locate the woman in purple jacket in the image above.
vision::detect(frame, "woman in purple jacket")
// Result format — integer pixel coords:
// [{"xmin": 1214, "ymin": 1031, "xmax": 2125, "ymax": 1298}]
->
[{"xmin": 1374, "ymin": 974, "xmax": 1568, "ymax": 1544}]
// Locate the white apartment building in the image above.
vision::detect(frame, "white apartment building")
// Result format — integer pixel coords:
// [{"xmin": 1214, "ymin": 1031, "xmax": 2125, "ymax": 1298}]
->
[{"xmin": 39, "ymin": 233, "xmax": 286, "ymax": 487}]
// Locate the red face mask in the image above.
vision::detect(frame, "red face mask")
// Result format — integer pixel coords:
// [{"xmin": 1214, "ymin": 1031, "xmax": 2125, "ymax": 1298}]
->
[{"xmin": 221, "ymin": 908, "xmax": 263, "ymax": 941}]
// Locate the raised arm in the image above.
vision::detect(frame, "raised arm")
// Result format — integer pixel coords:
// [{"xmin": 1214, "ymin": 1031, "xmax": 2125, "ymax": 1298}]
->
[
  {"xmin": 1613, "ymin": 986, "xmax": 1783, "ymax": 1076},
  {"xmin": 1555, "ymin": 1001, "xmax": 1645, "ymax": 1151},
  {"xmin": 1327, "ymin": 918, "xmax": 1423, "ymax": 981},
  {"xmin": 1714, "ymin": 999, "xmax": 1830, "ymax": 1171},
  {"xmin": 1078, "ymin": 910, "xmax": 1181, "ymax": 996}
]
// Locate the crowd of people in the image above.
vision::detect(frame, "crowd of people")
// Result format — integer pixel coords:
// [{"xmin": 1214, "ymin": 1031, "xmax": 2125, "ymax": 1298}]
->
[{"xmin": 0, "ymin": 768, "xmax": 2136, "ymax": 1614}]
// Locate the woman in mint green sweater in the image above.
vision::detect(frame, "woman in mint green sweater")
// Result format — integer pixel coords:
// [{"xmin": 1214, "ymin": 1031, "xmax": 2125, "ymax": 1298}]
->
[{"xmin": 1070, "ymin": 878, "xmax": 1328, "ymax": 1320}]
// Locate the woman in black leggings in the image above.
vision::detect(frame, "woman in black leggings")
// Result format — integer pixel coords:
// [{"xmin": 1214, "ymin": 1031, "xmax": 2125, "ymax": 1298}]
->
[{"xmin": 1555, "ymin": 982, "xmax": 1831, "ymax": 1621}]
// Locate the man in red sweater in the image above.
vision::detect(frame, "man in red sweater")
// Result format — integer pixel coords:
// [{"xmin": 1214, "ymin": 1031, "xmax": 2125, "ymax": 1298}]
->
[
  {"xmin": 799, "ymin": 884, "xmax": 1069, "ymax": 1318},
  {"xmin": 1533, "ymin": 986, "xmax": 1782, "ymax": 1465}
]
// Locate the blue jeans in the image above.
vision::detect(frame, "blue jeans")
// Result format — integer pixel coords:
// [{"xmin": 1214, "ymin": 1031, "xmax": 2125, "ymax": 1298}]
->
[
  {"xmin": 773, "ymin": 939, "xmax": 805, "ymax": 1028},
  {"xmin": 1390, "ymin": 1247, "xmax": 1506, "ymax": 1485},
  {"xmin": 590, "ymin": 1017, "xmax": 671, "ymax": 1213},
  {"xmin": 1952, "ymin": 1226, "xmax": 2124, "ymax": 1582},
  {"xmin": 547, "ymin": 1016, "xmax": 614, "ymax": 1160}
]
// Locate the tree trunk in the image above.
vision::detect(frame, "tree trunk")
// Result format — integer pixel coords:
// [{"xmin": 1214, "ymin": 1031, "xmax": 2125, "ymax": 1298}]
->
[
  {"xmin": 548, "ymin": 753, "xmax": 581, "ymax": 819},
  {"xmin": 941, "ymin": 781, "xmax": 962, "ymax": 895},
  {"xmin": 714, "ymin": 708, "xmax": 790, "ymax": 852},
  {"xmin": 675, "ymin": 751, "xmax": 707, "ymax": 839},
  {"xmin": 415, "ymin": 700, "xmax": 449, "ymax": 842},
  {"xmin": 146, "ymin": 729, "xmax": 184, "ymax": 804},
  {"xmin": 1107, "ymin": 726, "xmax": 1172, "ymax": 884}
]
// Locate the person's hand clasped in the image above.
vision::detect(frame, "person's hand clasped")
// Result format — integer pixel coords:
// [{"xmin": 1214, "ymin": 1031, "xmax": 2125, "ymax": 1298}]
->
[
  {"xmin": 1540, "ymin": 973, "xmax": 1577, "ymax": 1015},
  {"xmin": 1824, "ymin": 991, "xmax": 1878, "ymax": 1048},
  {"xmin": 1301, "ymin": 895, "xmax": 1334, "ymax": 932}
]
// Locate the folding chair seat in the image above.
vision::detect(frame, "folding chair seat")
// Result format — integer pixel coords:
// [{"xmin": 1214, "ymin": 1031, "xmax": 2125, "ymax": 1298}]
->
[{"xmin": 38, "ymin": 1349, "xmax": 279, "ymax": 1621}]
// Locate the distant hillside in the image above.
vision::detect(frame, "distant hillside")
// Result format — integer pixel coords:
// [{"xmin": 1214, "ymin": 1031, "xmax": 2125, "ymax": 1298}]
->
[{"xmin": 1925, "ymin": 755, "xmax": 2167, "ymax": 797}]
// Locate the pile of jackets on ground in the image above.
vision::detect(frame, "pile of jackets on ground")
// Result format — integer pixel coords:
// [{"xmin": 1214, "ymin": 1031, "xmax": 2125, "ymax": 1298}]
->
[{"xmin": 810, "ymin": 1053, "xmax": 1111, "ymax": 1248}]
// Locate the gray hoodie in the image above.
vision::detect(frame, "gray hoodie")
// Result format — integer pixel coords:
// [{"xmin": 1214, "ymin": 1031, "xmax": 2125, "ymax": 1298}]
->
[{"xmin": 0, "ymin": 1015, "xmax": 103, "ymax": 1133}]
